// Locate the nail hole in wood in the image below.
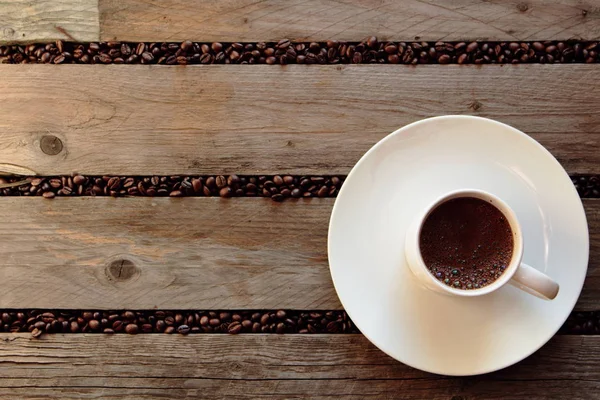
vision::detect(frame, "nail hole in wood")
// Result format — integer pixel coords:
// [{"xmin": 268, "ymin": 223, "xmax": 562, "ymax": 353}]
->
[
  {"xmin": 468, "ymin": 100, "xmax": 482, "ymax": 111},
  {"xmin": 40, "ymin": 135, "xmax": 63, "ymax": 155}
]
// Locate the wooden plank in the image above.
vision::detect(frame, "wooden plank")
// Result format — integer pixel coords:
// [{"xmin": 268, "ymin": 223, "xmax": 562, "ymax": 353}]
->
[
  {"xmin": 0, "ymin": 0, "xmax": 99, "ymax": 44},
  {"xmin": 0, "ymin": 197, "xmax": 338, "ymax": 310},
  {"xmin": 0, "ymin": 197, "xmax": 597, "ymax": 310},
  {"xmin": 1, "ymin": 64, "xmax": 599, "ymax": 176},
  {"xmin": 581, "ymin": 198, "xmax": 600, "ymax": 311},
  {"xmin": 99, "ymin": 0, "xmax": 600, "ymax": 42},
  {"xmin": 0, "ymin": 334, "xmax": 599, "ymax": 399}
]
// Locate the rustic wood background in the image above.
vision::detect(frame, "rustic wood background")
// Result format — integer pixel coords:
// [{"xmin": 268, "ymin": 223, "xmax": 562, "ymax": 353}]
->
[{"xmin": 1, "ymin": 0, "xmax": 599, "ymax": 398}]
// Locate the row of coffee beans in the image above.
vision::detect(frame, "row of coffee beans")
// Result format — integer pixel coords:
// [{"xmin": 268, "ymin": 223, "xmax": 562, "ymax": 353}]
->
[
  {"xmin": 2, "ymin": 175, "xmax": 599, "ymax": 200},
  {"xmin": 0, "ymin": 310, "xmax": 358, "ymax": 338},
  {"xmin": 572, "ymin": 175, "xmax": 600, "ymax": 198},
  {"xmin": 559, "ymin": 311, "xmax": 600, "ymax": 335},
  {"xmin": 1, "ymin": 38, "xmax": 599, "ymax": 65},
  {"xmin": 0, "ymin": 175, "xmax": 345, "ymax": 202},
  {"xmin": 0, "ymin": 309, "xmax": 594, "ymax": 337}
]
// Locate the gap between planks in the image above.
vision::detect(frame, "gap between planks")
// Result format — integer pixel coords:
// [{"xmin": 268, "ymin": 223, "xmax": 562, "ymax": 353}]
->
[
  {"xmin": 0, "ymin": 334, "xmax": 598, "ymax": 399},
  {"xmin": 0, "ymin": 197, "xmax": 598, "ymax": 310},
  {"xmin": 0, "ymin": 64, "xmax": 599, "ymax": 176}
]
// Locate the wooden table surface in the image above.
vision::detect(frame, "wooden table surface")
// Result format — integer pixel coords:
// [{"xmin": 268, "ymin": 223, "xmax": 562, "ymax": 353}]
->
[{"xmin": 1, "ymin": 1, "xmax": 600, "ymax": 399}]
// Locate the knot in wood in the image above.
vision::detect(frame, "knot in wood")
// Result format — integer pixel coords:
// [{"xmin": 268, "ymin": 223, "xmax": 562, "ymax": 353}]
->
[
  {"xmin": 106, "ymin": 259, "xmax": 140, "ymax": 282},
  {"xmin": 40, "ymin": 135, "xmax": 63, "ymax": 155},
  {"xmin": 2, "ymin": 27, "xmax": 15, "ymax": 37}
]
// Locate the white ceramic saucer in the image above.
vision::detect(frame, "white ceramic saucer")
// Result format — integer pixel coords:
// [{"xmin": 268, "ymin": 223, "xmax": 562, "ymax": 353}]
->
[{"xmin": 328, "ymin": 116, "xmax": 589, "ymax": 376}]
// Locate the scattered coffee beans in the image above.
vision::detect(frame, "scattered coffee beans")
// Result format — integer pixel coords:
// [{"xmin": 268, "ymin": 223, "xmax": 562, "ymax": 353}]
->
[{"xmin": 1, "ymin": 39, "xmax": 598, "ymax": 65}]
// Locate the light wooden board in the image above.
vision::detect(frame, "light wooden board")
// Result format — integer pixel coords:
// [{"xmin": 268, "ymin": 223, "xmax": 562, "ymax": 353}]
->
[
  {"xmin": 0, "ymin": 197, "xmax": 337, "ymax": 309},
  {"xmin": 99, "ymin": 0, "xmax": 600, "ymax": 42},
  {"xmin": 1, "ymin": 64, "xmax": 599, "ymax": 176},
  {"xmin": 0, "ymin": 0, "xmax": 99, "ymax": 44},
  {"xmin": 0, "ymin": 197, "xmax": 597, "ymax": 310},
  {"xmin": 0, "ymin": 334, "xmax": 599, "ymax": 399}
]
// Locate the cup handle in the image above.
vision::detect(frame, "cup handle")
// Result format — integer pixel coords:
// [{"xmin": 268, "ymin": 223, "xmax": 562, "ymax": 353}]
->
[{"xmin": 509, "ymin": 263, "xmax": 559, "ymax": 300}]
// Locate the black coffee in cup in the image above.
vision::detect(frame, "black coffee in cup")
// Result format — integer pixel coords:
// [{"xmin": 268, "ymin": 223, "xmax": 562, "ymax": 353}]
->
[{"xmin": 419, "ymin": 197, "xmax": 514, "ymax": 289}]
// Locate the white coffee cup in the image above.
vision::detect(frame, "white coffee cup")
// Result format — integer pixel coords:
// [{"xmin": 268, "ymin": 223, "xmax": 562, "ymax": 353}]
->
[{"xmin": 405, "ymin": 189, "xmax": 559, "ymax": 300}]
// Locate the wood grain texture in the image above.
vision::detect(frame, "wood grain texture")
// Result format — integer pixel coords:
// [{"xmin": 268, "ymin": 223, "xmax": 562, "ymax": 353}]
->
[
  {"xmin": 0, "ymin": 0, "xmax": 99, "ymax": 44},
  {"xmin": 0, "ymin": 197, "xmax": 337, "ymax": 309},
  {"xmin": 99, "ymin": 0, "xmax": 600, "ymax": 42},
  {"xmin": 0, "ymin": 197, "xmax": 597, "ymax": 310},
  {"xmin": 0, "ymin": 334, "xmax": 599, "ymax": 399},
  {"xmin": 1, "ymin": 64, "xmax": 599, "ymax": 176}
]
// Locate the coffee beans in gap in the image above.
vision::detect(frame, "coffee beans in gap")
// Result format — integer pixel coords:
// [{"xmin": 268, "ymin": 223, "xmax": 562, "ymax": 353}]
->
[{"xmin": 419, "ymin": 197, "xmax": 513, "ymax": 289}]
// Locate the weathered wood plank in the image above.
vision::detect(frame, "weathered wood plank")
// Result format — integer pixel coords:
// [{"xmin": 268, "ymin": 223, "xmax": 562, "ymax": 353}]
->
[
  {"xmin": 1, "ymin": 64, "xmax": 599, "ymax": 176},
  {"xmin": 0, "ymin": 0, "xmax": 99, "ymax": 44},
  {"xmin": 99, "ymin": 0, "xmax": 600, "ymax": 42},
  {"xmin": 0, "ymin": 334, "xmax": 598, "ymax": 399},
  {"xmin": 0, "ymin": 197, "xmax": 337, "ymax": 309},
  {"xmin": 0, "ymin": 197, "xmax": 597, "ymax": 310}
]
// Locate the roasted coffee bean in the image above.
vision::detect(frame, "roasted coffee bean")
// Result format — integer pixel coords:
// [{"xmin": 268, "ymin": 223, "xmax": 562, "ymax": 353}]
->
[
  {"xmin": 438, "ymin": 54, "xmax": 451, "ymax": 64},
  {"xmin": 164, "ymin": 326, "xmax": 176, "ymax": 334},
  {"xmin": 123, "ymin": 311, "xmax": 135, "ymax": 320},
  {"xmin": 177, "ymin": 324, "xmax": 191, "ymax": 334},
  {"xmin": 141, "ymin": 52, "xmax": 154, "ymax": 63},
  {"xmin": 34, "ymin": 321, "xmax": 46, "ymax": 330},
  {"xmin": 88, "ymin": 320, "xmax": 100, "ymax": 331},
  {"xmin": 533, "ymin": 42, "xmax": 545, "ymax": 52},
  {"xmin": 260, "ymin": 313, "xmax": 270, "ymax": 325},
  {"xmin": 218, "ymin": 312, "xmax": 231, "ymax": 321},
  {"xmin": 112, "ymin": 321, "xmax": 124, "ymax": 331},
  {"xmin": 228, "ymin": 322, "xmax": 242, "ymax": 334},
  {"xmin": 276, "ymin": 323, "xmax": 286, "ymax": 334},
  {"xmin": 174, "ymin": 313, "xmax": 184, "ymax": 324},
  {"xmin": 242, "ymin": 320, "xmax": 253, "ymax": 329},
  {"xmin": 125, "ymin": 323, "xmax": 139, "ymax": 334},
  {"xmin": 181, "ymin": 40, "xmax": 193, "ymax": 51},
  {"xmin": 219, "ymin": 187, "xmax": 233, "ymax": 198},
  {"xmin": 277, "ymin": 39, "xmax": 291, "ymax": 49},
  {"xmin": 466, "ymin": 42, "xmax": 478, "ymax": 53},
  {"xmin": 73, "ymin": 175, "xmax": 86, "ymax": 185}
]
